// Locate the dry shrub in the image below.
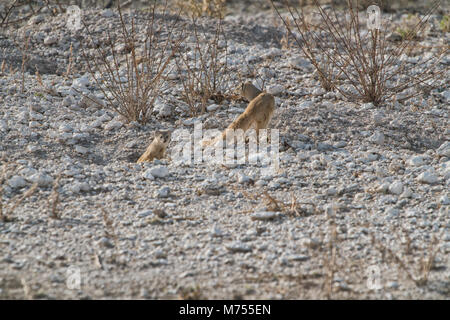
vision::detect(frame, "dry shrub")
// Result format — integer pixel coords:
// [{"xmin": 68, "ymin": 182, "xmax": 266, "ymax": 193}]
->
[
  {"xmin": 81, "ymin": 1, "xmax": 183, "ymax": 124},
  {"xmin": 272, "ymin": 0, "xmax": 449, "ymax": 105},
  {"xmin": 175, "ymin": 16, "xmax": 231, "ymax": 115}
]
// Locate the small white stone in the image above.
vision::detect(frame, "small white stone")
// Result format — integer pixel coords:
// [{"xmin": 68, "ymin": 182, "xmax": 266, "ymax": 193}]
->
[
  {"xmin": 407, "ymin": 155, "xmax": 426, "ymax": 166},
  {"xmin": 29, "ymin": 121, "xmax": 41, "ymax": 128},
  {"xmin": 206, "ymin": 104, "xmax": 220, "ymax": 112},
  {"xmin": 148, "ymin": 166, "xmax": 168, "ymax": 178},
  {"xmin": 441, "ymin": 90, "xmax": 450, "ymax": 102},
  {"xmin": 326, "ymin": 187, "xmax": 338, "ymax": 196},
  {"xmin": 225, "ymin": 242, "xmax": 252, "ymax": 253},
  {"xmin": 142, "ymin": 170, "xmax": 155, "ymax": 180},
  {"xmin": 361, "ymin": 102, "xmax": 375, "ymax": 110},
  {"xmin": 211, "ymin": 225, "xmax": 224, "ymax": 237},
  {"xmin": 26, "ymin": 145, "xmax": 38, "ymax": 152},
  {"xmin": 436, "ymin": 141, "xmax": 450, "ymax": 158},
  {"xmin": 28, "ymin": 15, "xmax": 44, "ymax": 25},
  {"xmin": 0, "ymin": 119, "xmax": 8, "ymax": 132},
  {"xmin": 370, "ymin": 131, "xmax": 385, "ymax": 145},
  {"xmin": 250, "ymin": 211, "xmax": 279, "ymax": 221},
  {"xmin": 386, "ymin": 207, "xmax": 400, "ymax": 217},
  {"xmin": 372, "ymin": 111, "xmax": 385, "ymax": 125},
  {"xmin": 71, "ymin": 182, "xmax": 90, "ymax": 193},
  {"xmin": 59, "ymin": 124, "xmax": 73, "ymax": 132},
  {"xmin": 102, "ymin": 9, "xmax": 114, "ymax": 17},
  {"xmin": 312, "ymin": 87, "xmax": 325, "ymax": 96},
  {"xmin": 28, "ymin": 173, "xmax": 53, "ymax": 187},
  {"xmin": 267, "ymin": 84, "xmax": 284, "ymax": 96},
  {"xmin": 377, "ymin": 182, "xmax": 389, "ymax": 193},
  {"xmin": 157, "ymin": 186, "xmax": 170, "ymax": 198},
  {"xmin": 439, "ymin": 194, "xmax": 449, "ymax": 205},
  {"xmin": 417, "ymin": 170, "xmax": 438, "ymax": 184},
  {"xmin": 400, "ymin": 187, "xmax": 413, "ymax": 198},
  {"xmin": 104, "ymin": 120, "xmax": 123, "ymax": 131},
  {"xmin": 61, "ymin": 96, "xmax": 74, "ymax": 107},
  {"xmin": 91, "ymin": 120, "xmax": 102, "ymax": 128},
  {"xmin": 44, "ymin": 35, "xmax": 57, "ymax": 45},
  {"xmin": 72, "ymin": 76, "xmax": 90, "ymax": 88},
  {"xmin": 289, "ymin": 57, "xmax": 311, "ymax": 69},
  {"xmin": 75, "ymin": 145, "xmax": 88, "ymax": 154},
  {"xmin": 335, "ymin": 141, "xmax": 347, "ymax": 148},
  {"xmin": 8, "ymin": 176, "xmax": 27, "ymax": 189},
  {"xmin": 237, "ymin": 173, "xmax": 251, "ymax": 184},
  {"xmin": 154, "ymin": 99, "xmax": 172, "ymax": 117},
  {"xmin": 29, "ymin": 112, "xmax": 44, "ymax": 121},
  {"xmin": 389, "ymin": 181, "xmax": 404, "ymax": 195}
]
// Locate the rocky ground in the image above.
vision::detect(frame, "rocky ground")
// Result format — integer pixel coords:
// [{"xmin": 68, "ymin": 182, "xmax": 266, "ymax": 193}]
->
[{"xmin": 0, "ymin": 2, "xmax": 449, "ymax": 299}]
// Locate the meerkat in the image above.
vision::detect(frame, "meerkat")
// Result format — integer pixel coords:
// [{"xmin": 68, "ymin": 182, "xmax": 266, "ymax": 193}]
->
[
  {"xmin": 241, "ymin": 82, "xmax": 263, "ymax": 101},
  {"xmin": 202, "ymin": 82, "xmax": 275, "ymax": 146},
  {"xmin": 137, "ymin": 131, "xmax": 171, "ymax": 163}
]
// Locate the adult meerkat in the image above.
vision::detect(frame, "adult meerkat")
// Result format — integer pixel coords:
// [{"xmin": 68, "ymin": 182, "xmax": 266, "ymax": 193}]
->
[
  {"xmin": 137, "ymin": 131, "xmax": 171, "ymax": 163},
  {"xmin": 202, "ymin": 82, "xmax": 275, "ymax": 146}
]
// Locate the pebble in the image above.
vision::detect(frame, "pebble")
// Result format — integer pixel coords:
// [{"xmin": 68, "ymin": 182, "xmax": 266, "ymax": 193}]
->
[
  {"xmin": 8, "ymin": 176, "xmax": 27, "ymax": 189},
  {"xmin": 72, "ymin": 76, "xmax": 90, "ymax": 88},
  {"xmin": 43, "ymin": 35, "xmax": 57, "ymax": 45},
  {"xmin": 440, "ymin": 194, "xmax": 449, "ymax": 205},
  {"xmin": 250, "ymin": 211, "xmax": 280, "ymax": 221},
  {"xmin": 207, "ymin": 104, "xmax": 220, "ymax": 112},
  {"xmin": 59, "ymin": 124, "xmax": 73, "ymax": 132},
  {"xmin": 407, "ymin": 155, "xmax": 427, "ymax": 166},
  {"xmin": 157, "ymin": 186, "xmax": 170, "ymax": 198},
  {"xmin": 75, "ymin": 145, "xmax": 89, "ymax": 154},
  {"xmin": 266, "ymin": 84, "xmax": 284, "ymax": 96},
  {"xmin": 147, "ymin": 166, "xmax": 169, "ymax": 178},
  {"xmin": 27, "ymin": 172, "xmax": 53, "ymax": 187},
  {"xmin": 400, "ymin": 187, "xmax": 413, "ymax": 199},
  {"xmin": 105, "ymin": 120, "xmax": 123, "ymax": 131},
  {"xmin": 389, "ymin": 181, "xmax": 404, "ymax": 195},
  {"xmin": 416, "ymin": 170, "xmax": 438, "ymax": 184},
  {"xmin": 0, "ymin": 120, "xmax": 8, "ymax": 132},
  {"xmin": 370, "ymin": 131, "xmax": 385, "ymax": 145},
  {"xmin": 70, "ymin": 182, "xmax": 90, "ymax": 194},
  {"xmin": 225, "ymin": 242, "xmax": 252, "ymax": 253},
  {"xmin": 237, "ymin": 173, "xmax": 251, "ymax": 184},
  {"xmin": 154, "ymin": 101, "xmax": 172, "ymax": 117},
  {"xmin": 142, "ymin": 170, "xmax": 155, "ymax": 180},
  {"xmin": 436, "ymin": 141, "xmax": 450, "ymax": 158}
]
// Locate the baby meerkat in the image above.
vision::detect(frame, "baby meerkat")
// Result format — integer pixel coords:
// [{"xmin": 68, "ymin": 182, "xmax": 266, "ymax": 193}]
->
[
  {"xmin": 137, "ymin": 131, "xmax": 171, "ymax": 163},
  {"xmin": 202, "ymin": 82, "xmax": 275, "ymax": 146}
]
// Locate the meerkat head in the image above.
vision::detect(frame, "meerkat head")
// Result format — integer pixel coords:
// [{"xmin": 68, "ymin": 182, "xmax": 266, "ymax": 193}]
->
[
  {"xmin": 155, "ymin": 130, "xmax": 171, "ymax": 145},
  {"xmin": 241, "ymin": 82, "xmax": 263, "ymax": 101}
]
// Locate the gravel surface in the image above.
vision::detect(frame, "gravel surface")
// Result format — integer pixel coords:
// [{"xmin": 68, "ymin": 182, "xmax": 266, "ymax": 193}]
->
[{"xmin": 0, "ymin": 3, "xmax": 449, "ymax": 299}]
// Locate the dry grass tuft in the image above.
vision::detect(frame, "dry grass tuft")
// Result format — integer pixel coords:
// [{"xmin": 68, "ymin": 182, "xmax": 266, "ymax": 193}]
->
[
  {"xmin": 47, "ymin": 173, "xmax": 61, "ymax": 219},
  {"xmin": 271, "ymin": 0, "xmax": 449, "ymax": 105},
  {"xmin": 370, "ymin": 229, "xmax": 444, "ymax": 287},
  {"xmin": 175, "ymin": 16, "xmax": 232, "ymax": 115},
  {"xmin": 0, "ymin": 163, "xmax": 38, "ymax": 223},
  {"xmin": 81, "ymin": 1, "xmax": 183, "ymax": 124}
]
